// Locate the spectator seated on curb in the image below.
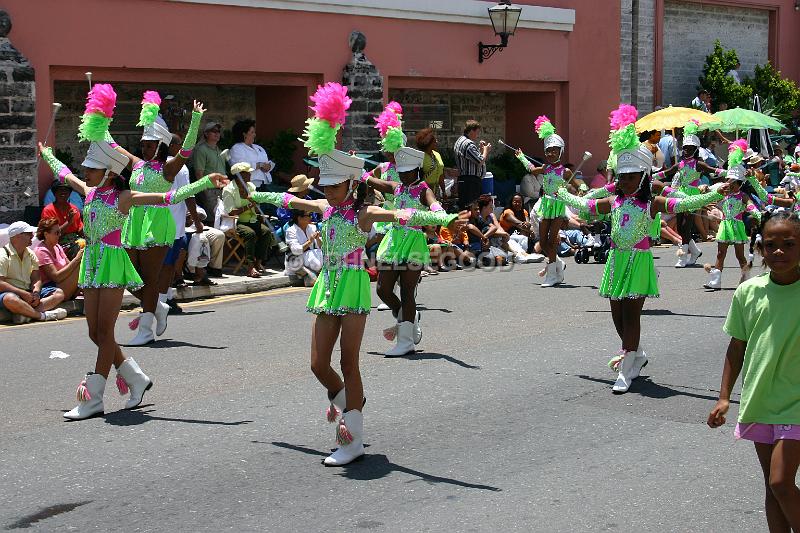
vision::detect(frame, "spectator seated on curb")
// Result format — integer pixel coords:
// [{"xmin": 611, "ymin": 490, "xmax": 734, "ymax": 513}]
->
[
  {"xmin": 472, "ymin": 194, "xmax": 540, "ymax": 264},
  {"xmin": 185, "ymin": 207, "xmax": 225, "ymax": 286},
  {"xmin": 284, "ymin": 209, "xmax": 322, "ymax": 287},
  {"xmin": 0, "ymin": 222, "xmax": 67, "ymax": 323},
  {"xmin": 437, "ymin": 224, "xmax": 474, "ymax": 268},
  {"xmin": 41, "ymin": 179, "xmax": 84, "ymax": 259},
  {"xmin": 223, "ymin": 162, "xmax": 277, "ymax": 278},
  {"xmin": 34, "ymin": 217, "xmax": 82, "ymax": 303},
  {"xmin": 499, "ymin": 194, "xmax": 544, "ymax": 262}
]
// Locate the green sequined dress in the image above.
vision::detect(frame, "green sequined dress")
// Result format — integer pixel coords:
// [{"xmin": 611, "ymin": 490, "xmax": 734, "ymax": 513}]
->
[
  {"xmin": 376, "ymin": 181, "xmax": 431, "ymax": 266},
  {"xmin": 123, "ymin": 160, "xmax": 176, "ymax": 249},
  {"xmin": 80, "ymin": 187, "xmax": 144, "ymax": 290}
]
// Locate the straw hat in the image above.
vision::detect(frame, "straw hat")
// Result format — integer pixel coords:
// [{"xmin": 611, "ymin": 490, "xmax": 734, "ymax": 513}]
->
[{"xmin": 288, "ymin": 174, "xmax": 314, "ymax": 193}]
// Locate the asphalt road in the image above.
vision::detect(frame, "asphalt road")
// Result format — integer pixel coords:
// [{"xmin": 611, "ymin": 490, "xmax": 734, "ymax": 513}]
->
[{"xmin": 0, "ymin": 242, "xmax": 769, "ymax": 532}]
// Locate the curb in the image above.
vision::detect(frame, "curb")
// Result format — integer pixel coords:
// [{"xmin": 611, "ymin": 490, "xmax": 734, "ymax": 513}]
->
[{"xmin": 0, "ymin": 273, "xmax": 293, "ymax": 324}]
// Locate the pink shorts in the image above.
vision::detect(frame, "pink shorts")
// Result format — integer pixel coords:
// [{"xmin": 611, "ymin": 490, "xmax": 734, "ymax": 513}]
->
[{"xmin": 735, "ymin": 423, "xmax": 800, "ymax": 444}]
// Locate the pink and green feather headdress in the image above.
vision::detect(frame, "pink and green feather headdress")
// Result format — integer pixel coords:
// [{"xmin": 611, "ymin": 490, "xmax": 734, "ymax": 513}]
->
[
  {"xmin": 375, "ymin": 101, "xmax": 405, "ymax": 153},
  {"xmin": 302, "ymin": 82, "xmax": 351, "ymax": 156},
  {"xmin": 607, "ymin": 104, "xmax": 639, "ymax": 155},
  {"xmin": 77, "ymin": 84, "xmax": 117, "ymax": 142},
  {"xmin": 137, "ymin": 91, "xmax": 161, "ymax": 127},
  {"xmin": 728, "ymin": 139, "xmax": 748, "ymax": 168},
  {"xmin": 534, "ymin": 115, "xmax": 556, "ymax": 140}
]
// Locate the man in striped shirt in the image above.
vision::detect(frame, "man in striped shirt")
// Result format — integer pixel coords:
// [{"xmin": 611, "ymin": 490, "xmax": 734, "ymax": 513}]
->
[{"xmin": 453, "ymin": 120, "xmax": 491, "ymax": 210}]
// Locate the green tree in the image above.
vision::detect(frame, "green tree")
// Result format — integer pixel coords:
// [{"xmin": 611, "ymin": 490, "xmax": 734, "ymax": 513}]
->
[
  {"xmin": 742, "ymin": 62, "xmax": 800, "ymax": 122},
  {"xmin": 698, "ymin": 40, "xmax": 752, "ymax": 111}
]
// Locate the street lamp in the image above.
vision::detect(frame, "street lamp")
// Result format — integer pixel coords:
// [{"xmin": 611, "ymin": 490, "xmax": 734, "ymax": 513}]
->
[{"xmin": 478, "ymin": 0, "xmax": 522, "ymax": 63}]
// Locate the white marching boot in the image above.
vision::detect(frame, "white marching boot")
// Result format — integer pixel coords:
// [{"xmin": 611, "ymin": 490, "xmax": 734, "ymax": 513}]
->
[
  {"xmin": 540, "ymin": 262, "xmax": 559, "ymax": 287},
  {"xmin": 555, "ymin": 257, "xmax": 566, "ymax": 284},
  {"xmin": 630, "ymin": 347, "xmax": 648, "ymax": 380},
  {"xmin": 674, "ymin": 245, "xmax": 689, "ymax": 268},
  {"xmin": 63, "ymin": 373, "xmax": 106, "ymax": 420},
  {"xmin": 324, "ymin": 409, "xmax": 364, "ymax": 466},
  {"xmin": 127, "ymin": 312, "xmax": 155, "ymax": 346},
  {"xmin": 326, "ymin": 387, "xmax": 347, "ymax": 423},
  {"xmin": 385, "ymin": 321, "xmax": 415, "ymax": 357},
  {"xmin": 612, "ymin": 350, "xmax": 638, "ymax": 394},
  {"xmin": 687, "ymin": 239, "xmax": 702, "ymax": 265},
  {"xmin": 703, "ymin": 268, "xmax": 722, "ymax": 290},
  {"xmin": 154, "ymin": 301, "xmax": 170, "ymax": 336},
  {"xmin": 413, "ymin": 311, "xmax": 422, "ymax": 345},
  {"xmin": 116, "ymin": 358, "xmax": 153, "ymax": 409}
]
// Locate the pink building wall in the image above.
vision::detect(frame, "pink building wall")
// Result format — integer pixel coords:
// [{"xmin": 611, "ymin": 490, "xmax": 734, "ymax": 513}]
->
[{"xmin": 5, "ymin": 0, "xmax": 621, "ymax": 193}]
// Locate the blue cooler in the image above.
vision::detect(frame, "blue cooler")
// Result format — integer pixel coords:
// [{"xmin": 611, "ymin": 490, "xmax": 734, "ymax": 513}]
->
[{"xmin": 481, "ymin": 172, "xmax": 494, "ymax": 195}]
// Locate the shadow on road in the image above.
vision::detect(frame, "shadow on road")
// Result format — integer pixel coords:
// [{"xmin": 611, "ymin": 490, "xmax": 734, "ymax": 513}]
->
[
  {"xmin": 102, "ymin": 408, "xmax": 252, "ymax": 426},
  {"xmin": 367, "ymin": 351, "xmax": 480, "ymax": 369},
  {"xmin": 268, "ymin": 441, "xmax": 501, "ymax": 491},
  {"xmin": 584, "ymin": 308, "xmax": 726, "ymax": 319},
  {"xmin": 574, "ymin": 374, "xmax": 739, "ymax": 403},
  {"xmin": 130, "ymin": 340, "xmax": 227, "ymax": 350}
]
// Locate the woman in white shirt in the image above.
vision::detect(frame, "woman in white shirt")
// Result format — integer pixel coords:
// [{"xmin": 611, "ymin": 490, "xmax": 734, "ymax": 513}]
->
[
  {"xmin": 284, "ymin": 210, "xmax": 322, "ymax": 286},
  {"xmin": 229, "ymin": 119, "xmax": 273, "ymax": 189}
]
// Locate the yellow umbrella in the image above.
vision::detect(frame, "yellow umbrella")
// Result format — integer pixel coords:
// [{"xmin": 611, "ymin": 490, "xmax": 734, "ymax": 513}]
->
[{"xmin": 635, "ymin": 106, "xmax": 717, "ymax": 133}]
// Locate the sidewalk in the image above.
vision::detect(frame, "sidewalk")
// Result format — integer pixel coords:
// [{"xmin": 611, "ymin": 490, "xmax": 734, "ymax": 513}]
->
[{"xmin": 0, "ymin": 269, "xmax": 293, "ymax": 323}]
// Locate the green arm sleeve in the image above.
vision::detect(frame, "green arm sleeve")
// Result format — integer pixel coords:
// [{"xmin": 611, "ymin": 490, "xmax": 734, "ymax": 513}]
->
[
  {"xmin": 402, "ymin": 209, "xmax": 458, "ymax": 227},
  {"xmin": 168, "ymin": 176, "xmax": 214, "ymax": 205},
  {"xmin": 250, "ymin": 191, "xmax": 296, "ymax": 208},
  {"xmin": 181, "ymin": 111, "xmax": 204, "ymax": 152},
  {"xmin": 516, "ymin": 152, "xmax": 534, "ymax": 173},
  {"xmin": 585, "ymin": 186, "xmax": 613, "ymax": 200},
  {"xmin": 553, "ymin": 187, "xmax": 591, "ymax": 212},
  {"xmin": 665, "ymin": 190, "xmax": 723, "ymax": 214},
  {"xmin": 40, "ymin": 147, "xmax": 70, "ymax": 180},
  {"xmin": 746, "ymin": 174, "xmax": 769, "ymax": 203}
]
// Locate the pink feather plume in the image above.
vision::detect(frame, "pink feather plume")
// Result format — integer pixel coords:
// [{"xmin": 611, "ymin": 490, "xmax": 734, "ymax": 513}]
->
[
  {"xmin": 374, "ymin": 108, "xmax": 402, "ymax": 137},
  {"xmin": 141, "ymin": 90, "xmax": 161, "ymax": 106},
  {"xmin": 729, "ymin": 139, "xmax": 748, "ymax": 153},
  {"xmin": 309, "ymin": 82, "xmax": 352, "ymax": 128},
  {"xmin": 534, "ymin": 115, "xmax": 551, "ymax": 133},
  {"xmin": 609, "ymin": 104, "xmax": 638, "ymax": 130},
  {"xmin": 84, "ymin": 83, "xmax": 117, "ymax": 118},
  {"xmin": 385, "ymin": 101, "xmax": 403, "ymax": 116}
]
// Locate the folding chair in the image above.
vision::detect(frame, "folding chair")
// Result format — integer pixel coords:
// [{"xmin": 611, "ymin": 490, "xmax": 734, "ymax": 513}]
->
[{"xmin": 215, "ymin": 198, "xmax": 247, "ymax": 275}]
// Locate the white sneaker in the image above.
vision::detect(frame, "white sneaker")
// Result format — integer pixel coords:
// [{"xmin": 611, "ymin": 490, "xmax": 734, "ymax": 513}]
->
[
  {"xmin": 11, "ymin": 314, "xmax": 32, "ymax": 324},
  {"xmin": 377, "ymin": 302, "xmax": 391, "ymax": 311},
  {"xmin": 43, "ymin": 308, "xmax": 67, "ymax": 321},
  {"xmin": 324, "ymin": 410, "xmax": 364, "ymax": 466}
]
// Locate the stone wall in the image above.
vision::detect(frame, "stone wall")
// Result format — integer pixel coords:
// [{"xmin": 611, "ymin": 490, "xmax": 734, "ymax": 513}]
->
[
  {"xmin": 54, "ymin": 82, "xmax": 256, "ymax": 169},
  {"xmin": 340, "ymin": 47, "xmax": 384, "ymax": 154},
  {"xmin": 0, "ymin": 10, "xmax": 37, "ymax": 223},
  {"xmin": 662, "ymin": 0, "xmax": 769, "ymax": 107},
  {"xmin": 388, "ymin": 89, "xmax": 506, "ymax": 163},
  {"xmin": 620, "ymin": 0, "xmax": 655, "ymax": 113}
]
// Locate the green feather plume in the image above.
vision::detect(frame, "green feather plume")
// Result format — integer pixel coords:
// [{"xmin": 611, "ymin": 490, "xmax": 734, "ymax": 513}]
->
[
  {"xmin": 608, "ymin": 124, "xmax": 639, "ymax": 154},
  {"xmin": 77, "ymin": 113, "xmax": 112, "ymax": 142},
  {"xmin": 380, "ymin": 127, "xmax": 405, "ymax": 153},
  {"xmin": 302, "ymin": 117, "xmax": 339, "ymax": 156},
  {"xmin": 728, "ymin": 148, "xmax": 744, "ymax": 168},
  {"xmin": 137, "ymin": 103, "xmax": 160, "ymax": 127},
  {"xmin": 537, "ymin": 122, "xmax": 555, "ymax": 140}
]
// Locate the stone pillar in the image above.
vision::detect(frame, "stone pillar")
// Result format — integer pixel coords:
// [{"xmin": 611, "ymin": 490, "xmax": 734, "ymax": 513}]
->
[
  {"xmin": 340, "ymin": 31, "xmax": 384, "ymax": 154},
  {"xmin": 0, "ymin": 10, "xmax": 37, "ymax": 223},
  {"xmin": 619, "ymin": 0, "xmax": 655, "ymax": 114}
]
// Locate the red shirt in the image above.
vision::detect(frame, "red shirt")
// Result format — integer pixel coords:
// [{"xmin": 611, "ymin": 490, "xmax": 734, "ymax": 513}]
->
[{"xmin": 41, "ymin": 203, "xmax": 83, "ymax": 234}]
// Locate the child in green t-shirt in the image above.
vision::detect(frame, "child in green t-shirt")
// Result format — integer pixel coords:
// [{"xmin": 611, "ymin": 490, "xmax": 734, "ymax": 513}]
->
[{"xmin": 707, "ymin": 210, "xmax": 800, "ymax": 531}]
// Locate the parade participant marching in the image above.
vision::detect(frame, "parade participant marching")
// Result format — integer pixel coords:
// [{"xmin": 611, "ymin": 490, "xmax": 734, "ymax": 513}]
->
[
  {"xmin": 112, "ymin": 91, "xmax": 206, "ymax": 345},
  {"xmin": 703, "ymin": 141, "xmax": 763, "ymax": 289},
  {"xmin": 515, "ymin": 116, "xmax": 575, "ymax": 286},
  {"xmin": 653, "ymin": 120, "xmax": 725, "ymax": 267},
  {"xmin": 250, "ymin": 83, "xmax": 465, "ymax": 465},
  {"xmin": 708, "ymin": 210, "xmax": 800, "ymax": 532},
  {"xmin": 366, "ymin": 143, "xmax": 442, "ymax": 356},
  {"xmin": 38, "ymin": 84, "xmax": 226, "ymax": 420},
  {"xmin": 553, "ymin": 105, "xmax": 730, "ymax": 393}
]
